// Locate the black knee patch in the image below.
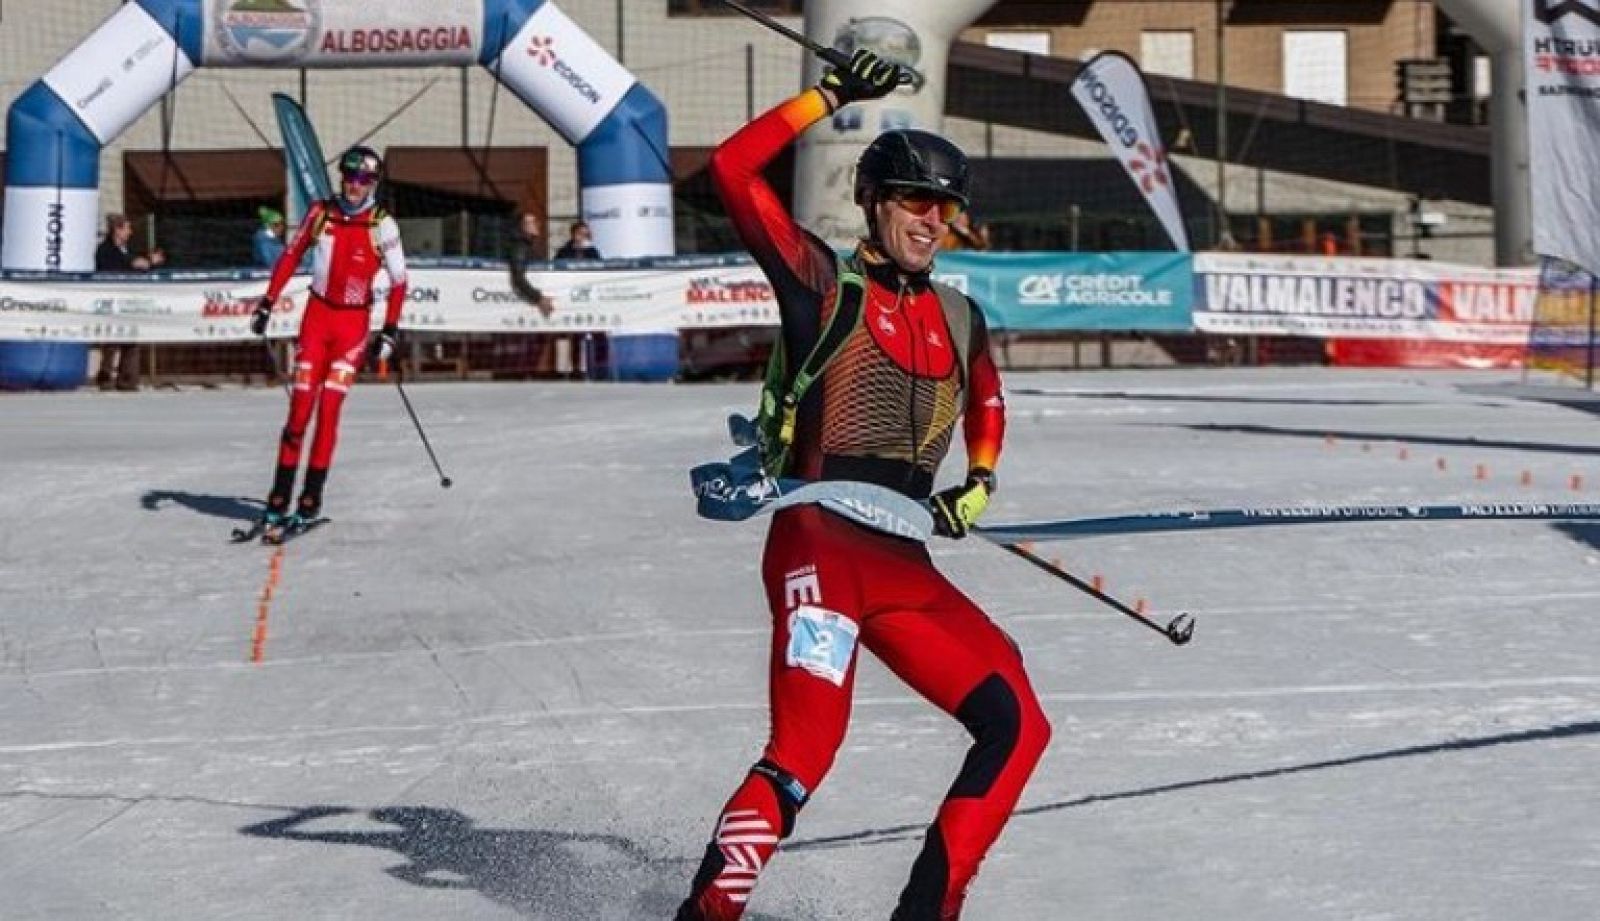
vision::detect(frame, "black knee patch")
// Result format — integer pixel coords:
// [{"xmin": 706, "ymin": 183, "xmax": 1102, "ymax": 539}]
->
[
  {"xmin": 279, "ymin": 426, "xmax": 303, "ymax": 450},
  {"xmin": 750, "ymin": 758, "xmax": 809, "ymax": 838},
  {"xmin": 948, "ymin": 672, "xmax": 1022, "ymax": 800}
]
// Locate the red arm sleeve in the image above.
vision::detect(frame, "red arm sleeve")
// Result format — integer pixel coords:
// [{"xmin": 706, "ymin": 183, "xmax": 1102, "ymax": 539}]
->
[
  {"xmin": 963, "ymin": 308, "xmax": 1006, "ymax": 477},
  {"xmin": 265, "ymin": 203, "xmax": 320, "ymax": 302},
  {"xmin": 709, "ymin": 90, "xmax": 837, "ymax": 301}
]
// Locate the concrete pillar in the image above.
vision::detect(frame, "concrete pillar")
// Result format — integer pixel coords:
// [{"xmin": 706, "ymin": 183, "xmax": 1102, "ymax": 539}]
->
[{"xmin": 1433, "ymin": 0, "xmax": 1530, "ymax": 266}]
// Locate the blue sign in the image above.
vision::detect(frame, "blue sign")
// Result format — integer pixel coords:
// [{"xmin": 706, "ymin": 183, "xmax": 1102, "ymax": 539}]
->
[{"xmin": 933, "ymin": 251, "xmax": 1193, "ymax": 331}]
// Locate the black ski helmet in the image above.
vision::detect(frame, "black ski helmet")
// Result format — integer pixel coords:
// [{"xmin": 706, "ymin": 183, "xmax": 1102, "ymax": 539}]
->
[
  {"xmin": 853, "ymin": 129, "xmax": 970, "ymax": 211},
  {"xmin": 338, "ymin": 145, "xmax": 383, "ymax": 181}
]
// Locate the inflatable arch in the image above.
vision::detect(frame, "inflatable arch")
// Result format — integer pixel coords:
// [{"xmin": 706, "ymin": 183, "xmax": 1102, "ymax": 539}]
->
[{"xmin": 2, "ymin": 0, "xmax": 674, "ymax": 275}]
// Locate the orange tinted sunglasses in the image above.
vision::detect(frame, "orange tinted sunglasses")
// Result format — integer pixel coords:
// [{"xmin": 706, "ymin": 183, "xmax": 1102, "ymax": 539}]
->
[{"xmin": 888, "ymin": 190, "xmax": 964, "ymax": 223}]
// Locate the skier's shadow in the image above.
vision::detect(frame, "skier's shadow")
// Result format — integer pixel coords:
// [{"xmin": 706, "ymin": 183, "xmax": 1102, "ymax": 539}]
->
[
  {"xmin": 791, "ymin": 718, "xmax": 1600, "ymax": 852},
  {"xmin": 241, "ymin": 805, "xmax": 796, "ymax": 920},
  {"xmin": 140, "ymin": 489, "xmax": 263, "ymax": 523}
]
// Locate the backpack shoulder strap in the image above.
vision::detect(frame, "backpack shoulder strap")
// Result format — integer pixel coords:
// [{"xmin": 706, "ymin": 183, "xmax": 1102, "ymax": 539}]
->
[
  {"xmin": 788, "ymin": 259, "xmax": 866, "ymax": 401},
  {"xmin": 929, "ymin": 279, "xmax": 973, "ymax": 386},
  {"xmin": 757, "ymin": 254, "xmax": 868, "ymax": 474},
  {"xmin": 309, "ymin": 199, "xmax": 336, "ymax": 239}
]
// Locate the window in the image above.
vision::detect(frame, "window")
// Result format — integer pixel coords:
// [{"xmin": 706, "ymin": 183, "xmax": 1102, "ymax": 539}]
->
[
  {"xmin": 1282, "ymin": 31, "xmax": 1347, "ymax": 107},
  {"xmin": 1140, "ymin": 31, "xmax": 1194, "ymax": 80},
  {"xmin": 668, "ymin": 0, "xmax": 802, "ymax": 14},
  {"xmin": 985, "ymin": 31, "xmax": 1051, "ymax": 56},
  {"xmin": 1473, "ymin": 54, "xmax": 1491, "ymax": 99}
]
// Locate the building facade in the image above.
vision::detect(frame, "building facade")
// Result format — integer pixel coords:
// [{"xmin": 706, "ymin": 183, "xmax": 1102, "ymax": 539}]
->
[{"xmin": 0, "ymin": 1, "xmax": 1492, "ymax": 266}]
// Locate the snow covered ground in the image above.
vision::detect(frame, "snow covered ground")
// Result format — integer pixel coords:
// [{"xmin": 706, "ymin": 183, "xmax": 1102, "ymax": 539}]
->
[{"xmin": 2, "ymin": 368, "xmax": 1598, "ymax": 920}]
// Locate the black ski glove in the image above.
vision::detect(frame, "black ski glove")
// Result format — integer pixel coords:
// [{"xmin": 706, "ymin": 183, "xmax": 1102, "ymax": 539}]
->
[
  {"xmin": 368, "ymin": 324, "xmax": 400, "ymax": 368},
  {"xmin": 819, "ymin": 49, "xmax": 902, "ymax": 108},
  {"xmin": 930, "ymin": 470, "xmax": 995, "ymax": 540},
  {"xmin": 250, "ymin": 296, "xmax": 273, "ymax": 336}
]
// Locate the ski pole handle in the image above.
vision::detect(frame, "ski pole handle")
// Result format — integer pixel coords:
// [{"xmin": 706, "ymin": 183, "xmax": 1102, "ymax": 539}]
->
[{"xmin": 715, "ymin": 0, "xmax": 913, "ymax": 86}]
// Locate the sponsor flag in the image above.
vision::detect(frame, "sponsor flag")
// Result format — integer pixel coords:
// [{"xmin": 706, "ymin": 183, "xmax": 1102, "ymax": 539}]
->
[
  {"xmin": 1070, "ymin": 52, "xmax": 1189, "ymax": 251},
  {"xmin": 271, "ymin": 93, "xmax": 333, "ymax": 228},
  {"xmin": 1525, "ymin": 0, "xmax": 1600, "ymax": 275},
  {"xmin": 1524, "ymin": 1, "xmax": 1600, "ymax": 382}
]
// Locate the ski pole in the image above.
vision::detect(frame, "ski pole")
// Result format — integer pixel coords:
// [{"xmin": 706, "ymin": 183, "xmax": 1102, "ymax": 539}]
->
[
  {"xmin": 392, "ymin": 367, "xmax": 453, "ymax": 489},
  {"xmin": 992, "ymin": 539, "xmax": 1194, "ymax": 646},
  {"xmin": 261, "ymin": 338, "xmax": 291, "ymax": 399},
  {"xmin": 713, "ymin": 0, "xmax": 914, "ymax": 84}
]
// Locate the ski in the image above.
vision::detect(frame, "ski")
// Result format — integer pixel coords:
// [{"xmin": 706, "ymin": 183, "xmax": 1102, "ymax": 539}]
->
[
  {"xmin": 230, "ymin": 520, "xmax": 271, "ymax": 543},
  {"xmin": 261, "ymin": 516, "xmax": 329, "ymax": 545}
]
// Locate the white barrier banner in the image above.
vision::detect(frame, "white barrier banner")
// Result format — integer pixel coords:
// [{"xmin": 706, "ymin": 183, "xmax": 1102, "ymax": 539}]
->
[
  {"xmin": 1194, "ymin": 253, "xmax": 1537, "ymax": 343},
  {"xmin": 0, "ymin": 261, "xmax": 778, "ymax": 343}
]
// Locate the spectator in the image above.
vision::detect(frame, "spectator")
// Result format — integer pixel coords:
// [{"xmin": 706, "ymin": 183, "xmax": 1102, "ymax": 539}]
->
[
  {"xmin": 93, "ymin": 214, "xmax": 165, "ymax": 391},
  {"xmin": 253, "ymin": 206, "xmax": 288, "ymax": 268},
  {"xmin": 554, "ymin": 220, "xmax": 601, "ymax": 260},
  {"xmin": 94, "ymin": 213, "xmax": 164, "ymax": 273},
  {"xmin": 507, "ymin": 210, "xmax": 554, "ymax": 316}
]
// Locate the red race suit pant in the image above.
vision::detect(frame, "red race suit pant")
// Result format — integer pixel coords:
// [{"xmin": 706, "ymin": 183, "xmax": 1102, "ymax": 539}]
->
[
  {"xmin": 278, "ymin": 297, "xmax": 370, "ymax": 473},
  {"xmin": 679, "ymin": 505, "xmax": 1052, "ymax": 921}
]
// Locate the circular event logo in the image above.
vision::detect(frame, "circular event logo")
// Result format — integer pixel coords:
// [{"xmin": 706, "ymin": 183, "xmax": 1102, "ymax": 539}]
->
[
  {"xmin": 834, "ymin": 17, "xmax": 925, "ymax": 91},
  {"xmin": 214, "ymin": 0, "xmax": 319, "ymax": 63}
]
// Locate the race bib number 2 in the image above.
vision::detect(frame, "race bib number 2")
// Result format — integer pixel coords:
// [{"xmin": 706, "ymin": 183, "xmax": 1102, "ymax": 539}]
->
[{"xmin": 785, "ymin": 605, "xmax": 859, "ymax": 687}]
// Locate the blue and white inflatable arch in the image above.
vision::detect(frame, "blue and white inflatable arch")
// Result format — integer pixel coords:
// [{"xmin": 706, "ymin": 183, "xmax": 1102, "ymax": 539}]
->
[{"xmin": 2, "ymin": 0, "xmax": 673, "ymax": 274}]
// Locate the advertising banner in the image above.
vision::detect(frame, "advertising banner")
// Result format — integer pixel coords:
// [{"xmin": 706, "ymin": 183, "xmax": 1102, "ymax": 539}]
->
[
  {"xmin": 580, "ymin": 182, "xmax": 676, "ymax": 267},
  {"xmin": 42, "ymin": 2, "xmax": 195, "ymax": 144},
  {"xmin": 1193, "ymin": 253, "xmax": 1536, "ymax": 344},
  {"xmin": 0, "ymin": 188, "xmax": 101, "ymax": 274},
  {"xmin": 6, "ymin": 252, "xmax": 1549, "ymax": 346},
  {"xmin": 1524, "ymin": 0, "xmax": 1600, "ymax": 276},
  {"xmin": 492, "ymin": 2, "xmax": 636, "ymax": 144},
  {"xmin": 0, "ymin": 259, "xmax": 777, "ymax": 343},
  {"xmin": 936, "ymin": 251, "xmax": 1193, "ymax": 331},
  {"xmin": 202, "ymin": 0, "xmax": 484, "ymax": 69}
]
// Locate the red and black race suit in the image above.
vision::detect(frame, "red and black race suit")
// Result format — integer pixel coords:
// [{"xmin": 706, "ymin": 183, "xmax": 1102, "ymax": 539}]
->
[{"xmin": 678, "ymin": 91, "xmax": 1049, "ymax": 921}]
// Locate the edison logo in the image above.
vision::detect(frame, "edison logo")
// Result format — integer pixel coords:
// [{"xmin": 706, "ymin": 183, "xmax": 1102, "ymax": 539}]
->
[{"xmin": 526, "ymin": 35, "xmax": 556, "ymax": 65}]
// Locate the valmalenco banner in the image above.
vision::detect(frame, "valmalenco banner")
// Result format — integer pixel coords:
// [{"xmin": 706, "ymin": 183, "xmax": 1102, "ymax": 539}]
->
[
  {"xmin": 1525, "ymin": 0, "xmax": 1600, "ymax": 276},
  {"xmin": 1194, "ymin": 253, "xmax": 1536, "ymax": 344},
  {"xmin": 1070, "ymin": 52, "xmax": 1190, "ymax": 252}
]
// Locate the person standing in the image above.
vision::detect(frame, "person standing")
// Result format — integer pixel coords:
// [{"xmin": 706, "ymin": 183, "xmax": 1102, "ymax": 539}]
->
[
  {"xmin": 553, "ymin": 220, "xmax": 601, "ymax": 260},
  {"xmin": 507, "ymin": 210, "xmax": 554, "ymax": 315},
  {"xmin": 93, "ymin": 213, "xmax": 165, "ymax": 390},
  {"xmin": 253, "ymin": 207, "xmax": 289, "ymax": 268},
  {"xmin": 246, "ymin": 146, "xmax": 409, "ymax": 534},
  {"xmin": 676, "ymin": 51, "xmax": 1050, "ymax": 921}
]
